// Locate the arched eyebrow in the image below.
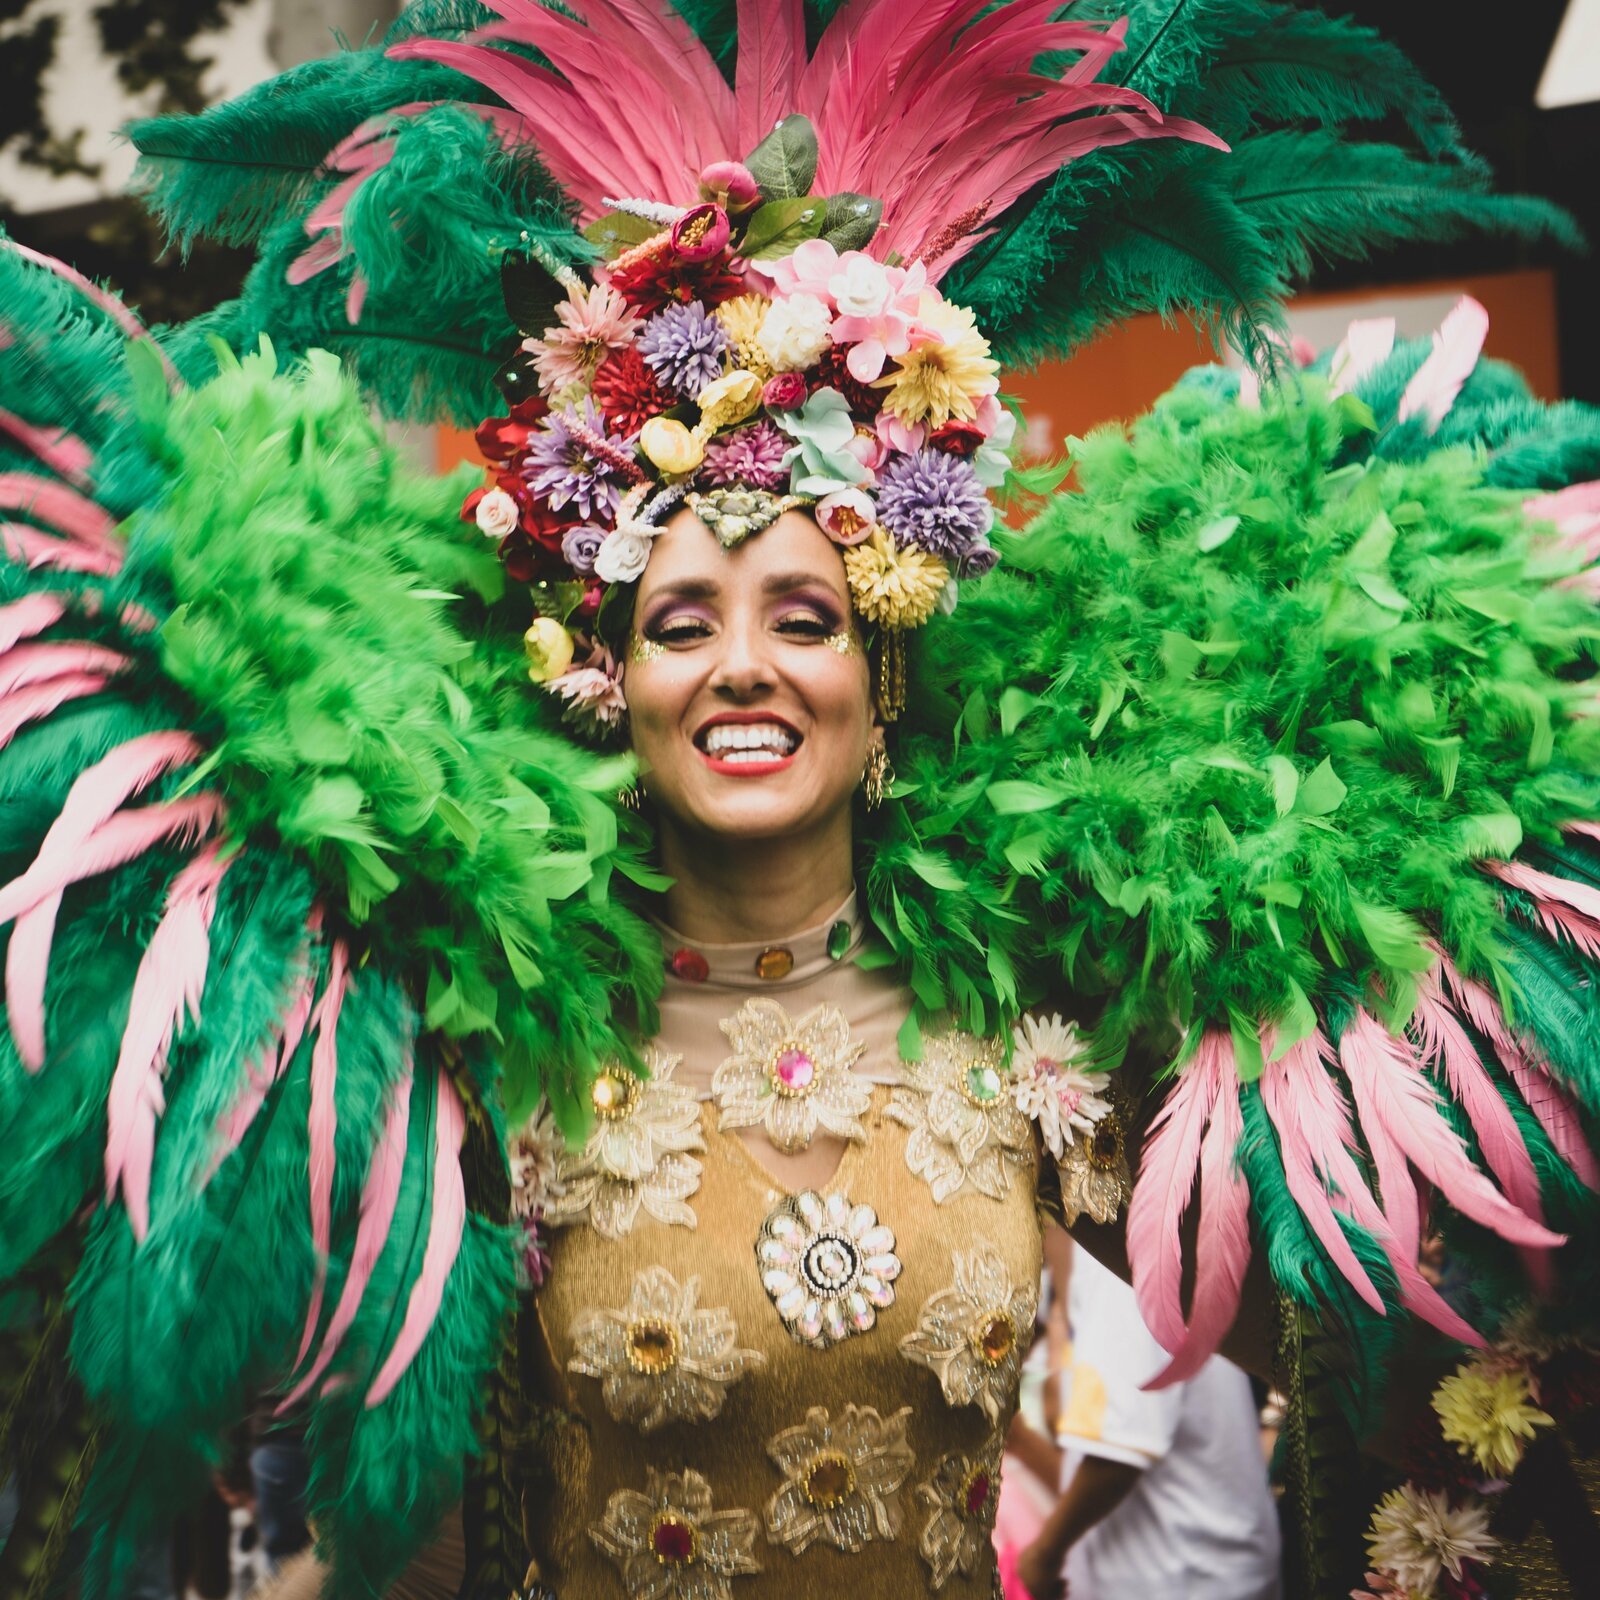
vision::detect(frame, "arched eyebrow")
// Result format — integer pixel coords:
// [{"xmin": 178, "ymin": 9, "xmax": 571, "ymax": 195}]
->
[{"xmin": 643, "ymin": 570, "xmax": 842, "ymax": 603}]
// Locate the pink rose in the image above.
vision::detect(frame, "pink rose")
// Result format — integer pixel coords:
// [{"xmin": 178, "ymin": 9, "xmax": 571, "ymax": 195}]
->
[
  {"xmin": 767, "ymin": 237, "xmax": 841, "ymax": 304},
  {"xmin": 699, "ymin": 161, "xmax": 760, "ymax": 212},
  {"xmin": 763, "ymin": 372, "xmax": 808, "ymax": 410}
]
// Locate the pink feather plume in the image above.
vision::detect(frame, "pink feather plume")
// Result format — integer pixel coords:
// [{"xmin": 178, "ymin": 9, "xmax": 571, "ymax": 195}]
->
[
  {"xmin": 0, "ymin": 592, "xmax": 67, "ymax": 653},
  {"xmin": 1127, "ymin": 1030, "xmax": 1226, "ymax": 1352},
  {"xmin": 0, "ymin": 671, "xmax": 111, "ymax": 753},
  {"xmin": 1327, "ymin": 317, "xmax": 1396, "ymax": 398},
  {"xmin": 280, "ymin": 1053, "xmax": 413, "ymax": 1412},
  {"xmin": 1484, "ymin": 857, "xmax": 1600, "ymax": 927},
  {"xmin": 0, "ymin": 640, "xmax": 129, "ymax": 695},
  {"xmin": 734, "ymin": 0, "xmax": 805, "ymax": 155},
  {"xmin": 1340, "ymin": 1007, "xmax": 1562, "ymax": 1252},
  {"xmin": 293, "ymin": 939, "xmax": 350, "ymax": 1370},
  {"xmin": 105, "ymin": 843, "xmax": 233, "ymax": 1241},
  {"xmin": 1147, "ymin": 1054, "xmax": 1251, "ymax": 1387},
  {"xmin": 0, "ymin": 474, "xmax": 117, "ymax": 555},
  {"xmin": 1396, "ymin": 296, "xmax": 1490, "ymax": 432},
  {"xmin": 1526, "ymin": 480, "xmax": 1600, "ymax": 563},
  {"xmin": 0, "ymin": 409, "xmax": 92, "ymax": 488},
  {"xmin": 0, "ymin": 520, "xmax": 120, "ymax": 576},
  {"xmin": 365, "ymin": 1069, "xmax": 467, "ymax": 1408}
]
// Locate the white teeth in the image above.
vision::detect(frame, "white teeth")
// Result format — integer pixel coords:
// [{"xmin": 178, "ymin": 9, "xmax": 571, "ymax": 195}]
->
[{"xmin": 703, "ymin": 722, "xmax": 798, "ymax": 758}]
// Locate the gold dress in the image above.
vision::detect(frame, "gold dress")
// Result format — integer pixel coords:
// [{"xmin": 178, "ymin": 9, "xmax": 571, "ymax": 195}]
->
[{"xmin": 512, "ymin": 894, "xmax": 1053, "ymax": 1597}]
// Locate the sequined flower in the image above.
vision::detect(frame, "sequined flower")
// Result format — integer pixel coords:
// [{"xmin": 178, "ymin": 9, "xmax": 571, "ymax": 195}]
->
[
  {"xmin": 543, "ymin": 1049, "xmax": 704, "ymax": 1238},
  {"xmin": 915, "ymin": 1441, "xmax": 1004, "ymax": 1590},
  {"xmin": 899, "ymin": 1247, "xmax": 1038, "ymax": 1423},
  {"xmin": 1432, "ymin": 1361, "xmax": 1553, "ymax": 1477},
  {"xmin": 526, "ymin": 399, "xmax": 632, "ymax": 521},
  {"xmin": 887, "ymin": 1031, "xmax": 1031, "ymax": 1202},
  {"xmin": 1366, "ymin": 1485, "xmax": 1496, "ymax": 1594},
  {"xmin": 568, "ymin": 1265, "xmax": 764, "ymax": 1433},
  {"xmin": 842, "ymin": 527, "xmax": 949, "ymax": 630},
  {"xmin": 639, "ymin": 301, "xmax": 729, "ymax": 399},
  {"xmin": 591, "ymin": 1467, "xmax": 760, "ymax": 1599},
  {"xmin": 764, "ymin": 1404, "xmax": 914, "ymax": 1556},
  {"xmin": 1054, "ymin": 1107, "xmax": 1132, "ymax": 1225},
  {"xmin": 1010, "ymin": 1013, "xmax": 1113, "ymax": 1161},
  {"xmin": 711, "ymin": 999, "xmax": 870, "ymax": 1153},
  {"xmin": 529, "ymin": 280, "xmax": 641, "ymax": 397},
  {"xmin": 756, "ymin": 1189, "xmax": 900, "ymax": 1347},
  {"xmin": 875, "ymin": 293, "xmax": 999, "ymax": 427},
  {"xmin": 876, "ymin": 448, "xmax": 994, "ymax": 563},
  {"xmin": 699, "ymin": 421, "xmax": 790, "ymax": 490}
]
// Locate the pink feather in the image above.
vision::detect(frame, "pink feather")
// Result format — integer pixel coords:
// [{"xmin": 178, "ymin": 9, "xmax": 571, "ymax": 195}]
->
[
  {"xmin": 0, "ymin": 592, "xmax": 67, "ymax": 652},
  {"xmin": 364, "ymin": 1069, "xmax": 467, "ymax": 1407},
  {"xmin": 1526, "ymin": 479, "xmax": 1600, "ymax": 562},
  {"xmin": 1396, "ymin": 296, "xmax": 1490, "ymax": 431},
  {"xmin": 1484, "ymin": 857, "xmax": 1600, "ymax": 926},
  {"xmin": 0, "ymin": 410, "xmax": 92, "ymax": 487},
  {"xmin": 1127, "ymin": 1031, "xmax": 1225, "ymax": 1352},
  {"xmin": 0, "ymin": 520, "xmax": 120, "ymax": 575},
  {"xmin": 1327, "ymin": 317, "xmax": 1396, "ymax": 397},
  {"xmin": 279, "ymin": 1054, "xmax": 413, "ymax": 1412},
  {"xmin": 1339, "ymin": 1008, "xmax": 1562, "ymax": 1251},
  {"xmin": 105, "ymin": 843, "xmax": 232, "ymax": 1241},
  {"xmin": 1258, "ymin": 1043, "xmax": 1386, "ymax": 1314},
  {"xmin": 0, "ymin": 474, "xmax": 117, "ymax": 554},
  {"xmin": 293, "ymin": 939, "xmax": 350, "ymax": 1369},
  {"xmin": 0, "ymin": 640, "xmax": 129, "ymax": 695},
  {"xmin": 1147, "ymin": 1061, "xmax": 1251, "ymax": 1387},
  {"xmin": 0, "ymin": 672, "xmax": 111, "ymax": 751},
  {"xmin": 0, "ymin": 238, "xmax": 178, "ymax": 386},
  {"xmin": 734, "ymin": 0, "xmax": 805, "ymax": 154}
]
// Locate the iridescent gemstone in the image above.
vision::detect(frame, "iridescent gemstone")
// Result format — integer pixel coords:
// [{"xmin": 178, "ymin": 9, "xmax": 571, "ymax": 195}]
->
[
  {"xmin": 590, "ymin": 1070, "xmax": 638, "ymax": 1119},
  {"xmin": 772, "ymin": 1047, "xmax": 816, "ymax": 1095},
  {"xmin": 827, "ymin": 920, "xmax": 851, "ymax": 961},
  {"xmin": 803, "ymin": 1452, "xmax": 855, "ymax": 1509},
  {"xmin": 962, "ymin": 1469, "xmax": 993, "ymax": 1517},
  {"xmin": 974, "ymin": 1310, "xmax": 1016, "ymax": 1366},
  {"xmin": 624, "ymin": 1316, "xmax": 679, "ymax": 1374},
  {"xmin": 754, "ymin": 946, "xmax": 794, "ymax": 980},
  {"xmin": 649, "ymin": 1511, "xmax": 697, "ymax": 1565},
  {"xmin": 962, "ymin": 1062, "xmax": 1003, "ymax": 1104},
  {"xmin": 668, "ymin": 946, "xmax": 709, "ymax": 983}
]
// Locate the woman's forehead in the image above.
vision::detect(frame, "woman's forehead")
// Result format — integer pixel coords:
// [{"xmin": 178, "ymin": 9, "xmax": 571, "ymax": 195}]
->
[{"xmin": 638, "ymin": 509, "xmax": 848, "ymax": 599}]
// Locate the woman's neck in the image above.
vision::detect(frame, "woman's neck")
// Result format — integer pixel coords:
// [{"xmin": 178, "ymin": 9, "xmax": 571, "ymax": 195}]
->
[{"xmin": 654, "ymin": 817, "xmax": 854, "ymax": 944}]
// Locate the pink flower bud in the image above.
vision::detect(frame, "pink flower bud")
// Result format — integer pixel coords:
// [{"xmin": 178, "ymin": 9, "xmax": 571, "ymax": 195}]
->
[
  {"xmin": 763, "ymin": 372, "xmax": 808, "ymax": 411},
  {"xmin": 671, "ymin": 203, "xmax": 732, "ymax": 263},
  {"xmin": 698, "ymin": 161, "xmax": 761, "ymax": 212}
]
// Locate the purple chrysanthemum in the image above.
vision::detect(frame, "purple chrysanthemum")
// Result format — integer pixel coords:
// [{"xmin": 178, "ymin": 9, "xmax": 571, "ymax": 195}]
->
[
  {"xmin": 525, "ymin": 399, "xmax": 630, "ymax": 520},
  {"xmin": 876, "ymin": 447, "xmax": 993, "ymax": 562},
  {"xmin": 699, "ymin": 420, "xmax": 791, "ymax": 489},
  {"xmin": 637, "ymin": 300, "xmax": 728, "ymax": 399}
]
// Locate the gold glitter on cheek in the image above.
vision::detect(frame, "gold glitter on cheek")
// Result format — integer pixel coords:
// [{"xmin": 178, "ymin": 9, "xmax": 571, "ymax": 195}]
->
[
  {"xmin": 630, "ymin": 636, "xmax": 667, "ymax": 664},
  {"xmin": 824, "ymin": 631, "xmax": 860, "ymax": 657}
]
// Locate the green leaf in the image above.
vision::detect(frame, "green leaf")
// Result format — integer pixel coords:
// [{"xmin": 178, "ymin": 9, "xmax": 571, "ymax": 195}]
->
[
  {"xmin": 745, "ymin": 114, "xmax": 819, "ymax": 201},
  {"xmin": 998, "ymin": 687, "xmax": 1038, "ymax": 736},
  {"xmin": 819, "ymin": 192, "xmax": 882, "ymax": 252},
  {"xmin": 1295, "ymin": 758, "xmax": 1347, "ymax": 817},
  {"xmin": 1264, "ymin": 754, "xmax": 1298, "ymax": 816},
  {"xmin": 581, "ymin": 211, "xmax": 658, "ymax": 258},
  {"xmin": 1351, "ymin": 898, "xmax": 1433, "ymax": 972},
  {"xmin": 1197, "ymin": 514, "xmax": 1240, "ymax": 552},
  {"xmin": 741, "ymin": 195, "xmax": 827, "ymax": 259},
  {"xmin": 897, "ymin": 1008, "xmax": 924, "ymax": 1062},
  {"xmin": 1337, "ymin": 393, "xmax": 1378, "ymax": 434}
]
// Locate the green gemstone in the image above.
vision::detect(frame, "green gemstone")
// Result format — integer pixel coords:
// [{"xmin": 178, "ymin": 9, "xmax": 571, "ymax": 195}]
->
[
  {"xmin": 827, "ymin": 921, "xmax": 851, "ymax": 961},
  {"xmin": 964, "ymin": 1064, "xmax": 1003, "ymax": 1103}
]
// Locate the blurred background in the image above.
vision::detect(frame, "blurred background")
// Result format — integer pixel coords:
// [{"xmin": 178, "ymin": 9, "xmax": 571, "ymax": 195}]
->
[{"xmin": 2, "ymin": 0, "xmax": 1596, "ymax": 466}]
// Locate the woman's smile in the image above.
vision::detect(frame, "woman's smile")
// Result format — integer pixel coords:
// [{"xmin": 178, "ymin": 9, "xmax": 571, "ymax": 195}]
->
[{"xmin": 694, "ymin": 711, "xmax": 804, "ymax": 774}]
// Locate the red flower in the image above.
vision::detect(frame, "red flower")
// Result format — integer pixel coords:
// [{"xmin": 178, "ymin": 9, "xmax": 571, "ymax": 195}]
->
[
  {"xmin": 459, "ymin": 485, "xmax": 488, "ymax": 522},
  {"xmin": 509, "ymin": 395, "xmax": 549, "ymax": 426},
  {"xmin": 930, "ymin": 420, "xmax": 985, "ymax": 457},
  {"xmin": 812, "ymin": 343, "xmax": 883, "ymax": 416},
  {"xmin": 608, "ymin": 243, "xmax": 745, "ymax": 315},
  {"xmin": 762, "ymin": 372, "xmax": 808, "ymax": 411},
  {"xmin": 591, "ymin": 346, "xmax": 673, "ymax": 436},
  {"xmin": 476, "ymin": 413, "xmax": 534, "ymax": 462}
]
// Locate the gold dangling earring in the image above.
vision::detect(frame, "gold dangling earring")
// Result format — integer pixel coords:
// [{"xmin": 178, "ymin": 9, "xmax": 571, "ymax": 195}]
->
[
  {"xmin": 618, "ymin": 777, "xmax": 646, "ymax": 811},
  {"xmin": 862, "ymin": 745, "xmax": 893, "ymax": 811}
]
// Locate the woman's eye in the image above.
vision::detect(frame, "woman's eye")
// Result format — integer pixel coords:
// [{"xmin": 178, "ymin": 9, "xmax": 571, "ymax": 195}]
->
[
  {"xmin": 650, "ymin": 616, "xmax": 713, "ymax": 643},
  {"xmin": 776, "ymin": 612, "xmax": 834, "ymax": 637}
]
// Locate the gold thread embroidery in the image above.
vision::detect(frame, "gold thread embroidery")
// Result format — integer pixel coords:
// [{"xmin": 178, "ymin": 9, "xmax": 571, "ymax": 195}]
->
[
  {"xmin": 764, "ymin": 1405, "xmax": 914, "ymax": 1555},
  {"xmin": 590, "ymin": 1468, "xmax": 761, "ymax": 1596}
]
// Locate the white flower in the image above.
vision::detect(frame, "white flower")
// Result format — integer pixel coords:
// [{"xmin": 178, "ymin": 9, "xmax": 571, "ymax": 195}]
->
[
  {"xmin": 757, "ymin": 293, "xmax": 834, "ymax": 373},
  {"xmin": 594, "ymin": 525, "xmax": 657, "ymax": 584},
  {"xmin": 474, "ymin": 487, "xmax": 519, "ymax": 539},
  {"xmin": 1366, "ymin": 1485, "xmax": 1497, "ymax": 1594},
  {"xmin": 973, "ymin": 406, "xmax": 1018, "ymax": 489},
  {"xmin": 828, "ymin": 253, "xmax": 893, "ymax": 320},
  {"xmin": 507, "ymin": 1107, "xmax": 566, "ymax": 1220},
  {"xmin": 1010, "ymin": 1013, "xmax": 1112, "ymax": 1161}
]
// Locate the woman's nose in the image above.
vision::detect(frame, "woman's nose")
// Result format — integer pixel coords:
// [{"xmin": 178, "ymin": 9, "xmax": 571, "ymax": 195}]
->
[{"xmin": 706, "ymin": 615, "xmax": 775, "ymax": 699}]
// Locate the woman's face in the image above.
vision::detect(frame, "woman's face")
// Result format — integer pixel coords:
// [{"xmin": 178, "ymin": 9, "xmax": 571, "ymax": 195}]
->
[{"xmin": 626, "ymin": 507, "xmax": 878, "ymax": 844}]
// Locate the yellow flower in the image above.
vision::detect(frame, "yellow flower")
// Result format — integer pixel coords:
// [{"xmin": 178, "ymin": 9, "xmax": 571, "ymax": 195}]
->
[
  {"xmin": 639, "ymin": 416, "xmax": 705, "ymax": 476},
  {"xmin": 716, "ymin": 294, "xmax": 774, "ymax": 378},
  {"xmin": 695, "ymin": 369, "xmax": 763, "ymax": 433},
  {"xmin": 1432, "ymin": 1362, "xmax": 1553, "ymax": 1477},
  {"xmin": 524, "ymin": 617, "xmax": 576, "ymax": 684},
  {"xmin": 875, "ymin": 292, "xmax": 999, "ymax": 428},
  {"xmin": 843, "ymin": 528, "xmax": 948, "ymax": 629}
]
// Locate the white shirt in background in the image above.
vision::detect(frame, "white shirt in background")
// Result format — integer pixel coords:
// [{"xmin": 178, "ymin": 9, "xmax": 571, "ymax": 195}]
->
[{"xmin": 1058, "ymin": 1248, "xmax": 1282, "ymax": 1600}]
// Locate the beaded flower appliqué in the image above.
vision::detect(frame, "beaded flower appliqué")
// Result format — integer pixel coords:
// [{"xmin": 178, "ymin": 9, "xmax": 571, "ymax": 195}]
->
[
  {"xmin": 764, "ymin": 1404, "xmax": 914, "ymax": 1556},
  {"xmin": 711, "ymin": 998, "xmax": 871, "ymax": 1154},
  {"xmin": 541, "ymin": 1047, "xmax": 704, "ymax": 1239},
  {"xmin": 887, "ymin": 1031, "xmax": 1031, "ymax": 1202},
  {"xmin": 590, "ymin": 1467, "xmax": 760, "ymax": 1598},
  {"xmin": 756, "ymin": 1190, "xmax": 900, "ymax": 1348},
  {"xmin": 568, "ymin": 1265, "xmax": 764, "ymax": 1434},
  {"xmin": 899, "ymin": 1246, "xmax": 1038, "ymax": 1424},
  {"xmin": 916, "ymin": 1441, "xmax": 1005, "ymax": 1591}
]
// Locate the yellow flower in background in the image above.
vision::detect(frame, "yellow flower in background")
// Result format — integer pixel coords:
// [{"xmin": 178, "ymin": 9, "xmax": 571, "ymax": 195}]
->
[
  {"xmin": 716, "ymin": 293, "xmax": 774, "ymax": 378},
  {"xmin": 639, "ymin": 416, "xmax": 705, "ymax": 475},
  {"xmin": 523, "ymin": 617, "xmax": 576, "ymax": 683},
  {"xmin": 695, "ymin": 369, "xmax": 763, "ymax": 433},
  {"xmin": 843, "ymin": 528, "xmax": 948, "ymax": 629},
  {"xmin": 875, "ymin": 292, "xmax": 998, "ymax": 428},
  {"xmin": 1432, "ymin": 1361, "xmax": 1553, "ymax": 1477}
]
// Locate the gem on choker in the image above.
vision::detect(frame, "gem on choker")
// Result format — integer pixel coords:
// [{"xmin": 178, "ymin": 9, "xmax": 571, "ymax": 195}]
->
[
  {"xmin": 754, "ymin": 945, "xmax": 793, "ymax": 980},
  {"xmin": 668, "ymin": 946, "xmax": 709, "ymax": 983},
  {"xmin": 827, "ymin": 920, "xmax": 851, "ymax": 961},
  {"xmin": 772, "ymin": 1046, "xmax": 817, "ymax": 1095}
]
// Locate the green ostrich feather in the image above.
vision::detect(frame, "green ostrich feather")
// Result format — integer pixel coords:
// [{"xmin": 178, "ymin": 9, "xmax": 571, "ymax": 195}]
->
[{"xmin": 884, "ymin": 378, "xmax": 1600, "ymax": 1062}]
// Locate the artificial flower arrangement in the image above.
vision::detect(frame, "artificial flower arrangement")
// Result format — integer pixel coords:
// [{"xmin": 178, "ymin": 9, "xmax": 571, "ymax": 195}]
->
[
  {"xmin": 459, "ymin": 114, "xmax": 1015, "ymax": 734},
  {"xmin": 1355, "ymin": 1316, "xmax": 1598, "ymax": 1599}
]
